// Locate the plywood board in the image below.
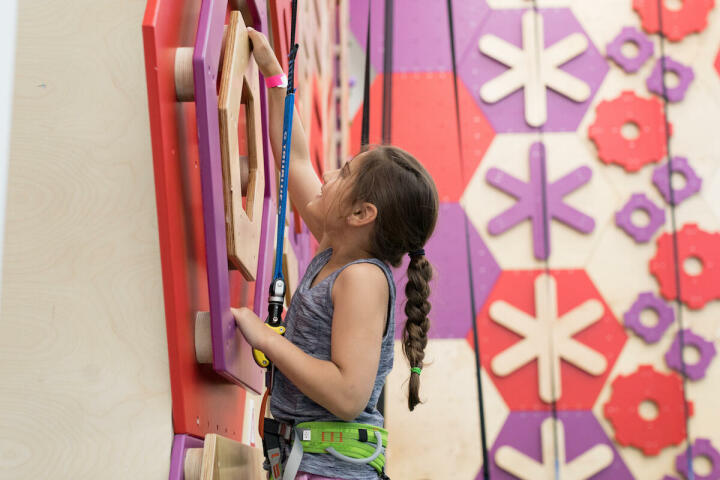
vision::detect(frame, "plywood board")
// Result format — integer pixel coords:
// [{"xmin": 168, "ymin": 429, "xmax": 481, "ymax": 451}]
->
[
  {"xmin": 385, "ymin": 339, "xmax": 508, "ymax": 479},
  {"xmin": 199, "ymin": 434, "xmax": 265, "ymax": 480},
  {"xmin": 0, "ymin": 0, "xmax": 173, "ymax": 477}
]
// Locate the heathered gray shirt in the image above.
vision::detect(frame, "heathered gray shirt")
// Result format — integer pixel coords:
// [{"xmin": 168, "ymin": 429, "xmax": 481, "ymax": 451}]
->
[{"xmin": 269, "ymin": 248, "xmax": 396, "ymax": 479}]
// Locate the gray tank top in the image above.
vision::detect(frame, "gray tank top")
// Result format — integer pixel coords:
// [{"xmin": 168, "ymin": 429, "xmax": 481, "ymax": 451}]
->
[{"xmin": 269, "ymin": 248, "xmax": 396, "ymax": 479}]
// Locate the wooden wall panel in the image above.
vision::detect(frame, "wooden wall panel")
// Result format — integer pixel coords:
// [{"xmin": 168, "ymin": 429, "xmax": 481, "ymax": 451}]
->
[{"xmin": 0, "ymin": 0, "xmax": 173, "ymax": 478}]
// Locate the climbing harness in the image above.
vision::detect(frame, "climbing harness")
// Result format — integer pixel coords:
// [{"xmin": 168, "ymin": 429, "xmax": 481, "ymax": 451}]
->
[
  {"xmin": 445, "ymin": 1, "xmax": 490, "ymax": 479},
  {"xmin": 263, "ymin": 418, "xmax": 391, "ymax": 480}
]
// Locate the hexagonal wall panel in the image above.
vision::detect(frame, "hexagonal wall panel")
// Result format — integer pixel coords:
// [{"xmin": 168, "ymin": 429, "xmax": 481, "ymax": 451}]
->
[
  {"xmin": 349, "ymin": 0, "xmax": 490, "ymax": 73},
  {"xmin": 483, "ymin": 411, "xmax": 633, "ymax": 479},
  {"xmin": 394, "ymin": 202, "xmax": 501, "ymax": 339},
  {"xmin": 462, "ymin": 133, "xmax": 618, "ymax": 270},
  {"xmin": 458, "ymin": 8, "xmax": 608, "ymax": 133},
  {"xmin": 468, "ymin": 269, "xmax": 627, "ymax": 411},
  {"xmin": 350, "ymin": 72, "xmax": 495, "ymax": 202},
  {"xmin": 386, "ymin": 339, "xmax": 508, "ymax": 479}
]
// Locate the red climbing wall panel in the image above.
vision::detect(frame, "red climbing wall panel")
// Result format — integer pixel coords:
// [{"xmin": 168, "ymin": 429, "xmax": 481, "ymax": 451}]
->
[
  {"xmin": 349, "ymin": 73, "xmax": 494, "ymax": 203},
  {"xmin": 142, "ymin": 0, "xmax": 251, "ymax": 440}
]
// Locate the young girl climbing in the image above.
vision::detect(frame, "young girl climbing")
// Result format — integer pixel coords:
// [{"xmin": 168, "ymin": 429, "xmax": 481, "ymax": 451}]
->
[{"xmin": 232, "ymin": 28, "xmax": 439, "ymax": 480}]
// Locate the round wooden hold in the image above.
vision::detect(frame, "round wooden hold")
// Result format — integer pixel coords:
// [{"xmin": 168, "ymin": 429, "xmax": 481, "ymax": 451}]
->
[
  {"xmin": 174, "ymin": 47, "xmax": 195, "ymax": 102},
  {"xmin": 194, "ymin": 311, "xmax": 213, "ymax": 364}
]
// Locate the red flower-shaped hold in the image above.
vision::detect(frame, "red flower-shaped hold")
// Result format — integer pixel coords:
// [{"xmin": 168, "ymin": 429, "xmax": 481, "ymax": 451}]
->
[
  {"xmin": 604, "ymin": 365, "xmax": 693, "ymax": 456},
  {"xmin": 588, "ymin": 91, "xmax": 671, "ymax": 172},
  {"xmin": 633, "ymin": 0, "xmax": 715, "ymax": 42},
  {"xmin": 650, "ymin": 223, "xmax": 720, "ymax": 309}
]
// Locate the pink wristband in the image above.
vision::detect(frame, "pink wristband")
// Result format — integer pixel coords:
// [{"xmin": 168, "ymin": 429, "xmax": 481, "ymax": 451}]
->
[{"xmin": 265, "ymin": 74, "xmax": 288, "ymax": 88}]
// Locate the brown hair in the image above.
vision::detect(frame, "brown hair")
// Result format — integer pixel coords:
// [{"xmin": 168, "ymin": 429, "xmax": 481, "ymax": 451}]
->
[{"xmin": 344, "ymin": 145, "xmax": 438, "ymax": 411}]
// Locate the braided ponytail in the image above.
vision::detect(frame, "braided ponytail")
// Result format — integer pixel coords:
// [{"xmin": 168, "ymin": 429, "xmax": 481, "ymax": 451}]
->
[
  {"xmin": 402, "ymin": 254, "xmax": 432, "ymax": 411},
  {"xmin": 343, "ymin": 145, "xmax": 438, "ymax": 411}
]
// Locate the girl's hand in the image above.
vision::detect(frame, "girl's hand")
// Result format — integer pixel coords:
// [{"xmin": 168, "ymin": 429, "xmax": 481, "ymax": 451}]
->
[
  {"xmin": 247, "ymin": 27, "xmax": 283, "ymax": 78},
  {"xmin": 232, "ymin": 307, "xmax": 270, "ymax": 350}
]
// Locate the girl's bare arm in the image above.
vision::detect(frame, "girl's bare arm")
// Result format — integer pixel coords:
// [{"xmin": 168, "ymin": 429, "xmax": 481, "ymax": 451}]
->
[{"xmin": 247, "ymin": 28, "xmax": 325, "ymax": 241}]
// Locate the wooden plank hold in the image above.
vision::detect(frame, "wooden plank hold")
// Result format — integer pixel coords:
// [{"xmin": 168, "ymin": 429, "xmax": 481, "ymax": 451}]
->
[
  {"xmin": 194, "ymin": 434, "xmax": 265, "ymax": 480},
  {"xmin": 175, "ymin": 434, "xmax": 265, "ymax": 480},
  {"xmin": 184, "ymin": 448, "xmax": 205, "ymax": 479},
  {"xmin": 218, "ymin": 11, "xmax": 266, "ymax": 280}
]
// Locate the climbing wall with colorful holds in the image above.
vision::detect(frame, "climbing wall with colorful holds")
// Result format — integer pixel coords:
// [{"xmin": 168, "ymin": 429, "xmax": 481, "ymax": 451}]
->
[
  {"xmin": 347, "ymin": 1, "xmax": 720, "ymax": 478},
  {"xmin": 141, "ymin": 0, "xmax": 350, "ymax": 475}
]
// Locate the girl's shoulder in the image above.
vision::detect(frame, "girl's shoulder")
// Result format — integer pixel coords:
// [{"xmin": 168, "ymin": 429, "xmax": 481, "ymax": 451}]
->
[{"xmin": 331, "ymin": 258, "xmax": 395, "ymax": 301}]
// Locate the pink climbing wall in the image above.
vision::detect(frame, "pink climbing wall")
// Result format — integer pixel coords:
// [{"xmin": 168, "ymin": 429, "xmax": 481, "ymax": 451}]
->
[{"xmin": 348, "ymin": 1, "xmax": 720, "ymax": 479}]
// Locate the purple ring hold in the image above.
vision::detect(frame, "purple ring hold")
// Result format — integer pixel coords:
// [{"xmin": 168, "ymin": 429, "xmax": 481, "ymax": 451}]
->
[
  {"xmin": 623, "ymin": 291, "xmax": 675, "ymax": 343},
  {"xmin": 676, "ymin": 438, "xmax": 720, "ymax": 480},
  {"xmin": 615, "ymin": 193, "xmax": 666, "ymax": 243},
  {"xmin": 665, "ymin": 329, "xmax": 717, "ymax": 381},
  {"xmin": 647, "ymin": 56, "xmax": 695, "ymax": 103},
  {"xmin": 606, "ymin": 26, "xmax": 654, "ymax": 73},
  {"xmin": 652, "ymin": 157, "xmax": 703, "ymax": 206}
]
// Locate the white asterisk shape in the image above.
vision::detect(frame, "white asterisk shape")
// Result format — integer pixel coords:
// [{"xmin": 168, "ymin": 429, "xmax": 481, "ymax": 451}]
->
[
  {"xmin": 490, "ymin": 273, "xmax": 607, "ymax": 403},
  {"xmin": 496, "ymin": 417, "xmax": 614, "ymax": 479},
  {"xmin": 478, "ymin": 10, "xmax": 590, "ymax": 127}
]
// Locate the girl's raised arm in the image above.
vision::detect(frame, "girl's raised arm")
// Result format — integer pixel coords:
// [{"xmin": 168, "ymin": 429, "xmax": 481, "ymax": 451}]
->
[{"xmin": 248, "ymin": 28, "xmax": 325, "ymax": 241}]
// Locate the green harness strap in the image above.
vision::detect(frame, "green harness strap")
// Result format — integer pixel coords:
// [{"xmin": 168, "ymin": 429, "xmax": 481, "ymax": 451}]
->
[{"xmin": 293, "ymin": 421, "xmax": 389, "ymax": 475}]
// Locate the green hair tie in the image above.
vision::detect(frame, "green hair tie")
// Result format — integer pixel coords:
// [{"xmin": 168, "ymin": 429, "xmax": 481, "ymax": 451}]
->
[{"xmin": 410, "ymin": 367, "xmax": 422, "ymax": 375}]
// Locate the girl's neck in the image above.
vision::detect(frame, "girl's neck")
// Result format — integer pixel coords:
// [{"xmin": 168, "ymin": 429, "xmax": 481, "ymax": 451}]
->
[{"xmin": 325, "ymin": 236, "xmax": 373, "ymax": 266}]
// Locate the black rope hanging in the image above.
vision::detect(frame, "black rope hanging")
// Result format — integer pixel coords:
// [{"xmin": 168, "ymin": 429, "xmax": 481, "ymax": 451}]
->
[
  {"xmin": 446, "ymin": 1, "xmax": 491, "ymax": 478},
  {"xmin": 360, "ymin": 1, "xmax": 371, "ymax": 149},
  {"xmin": 655, "ymin": 1, "xmax": 695, "ymax": 478},
  {"xmin": 381, "ymin": 0, "xmax": 394, "ymax": 145}
]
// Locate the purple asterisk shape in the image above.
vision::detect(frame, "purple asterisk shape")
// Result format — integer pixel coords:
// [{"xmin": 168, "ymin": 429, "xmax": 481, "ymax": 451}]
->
[{"xmin": 486, "ymin": 142, "xmax": 595, "ymax": 260}]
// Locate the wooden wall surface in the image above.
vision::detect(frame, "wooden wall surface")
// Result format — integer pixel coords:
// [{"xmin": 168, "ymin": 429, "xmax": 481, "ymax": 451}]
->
[{"xmin": 0, "ymin": 0, "xmax": 173, "ymax": 478}]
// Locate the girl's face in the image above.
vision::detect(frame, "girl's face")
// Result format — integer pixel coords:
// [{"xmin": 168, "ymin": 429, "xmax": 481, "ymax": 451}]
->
[{"xmin": 307, "ymin": 153, "xmax": 365, "ymax": 231}]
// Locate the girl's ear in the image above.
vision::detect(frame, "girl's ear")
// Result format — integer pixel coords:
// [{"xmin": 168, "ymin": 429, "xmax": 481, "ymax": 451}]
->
[{"xmin": 348, "ymin": 202, "xmax": 377, "ymax": 226}]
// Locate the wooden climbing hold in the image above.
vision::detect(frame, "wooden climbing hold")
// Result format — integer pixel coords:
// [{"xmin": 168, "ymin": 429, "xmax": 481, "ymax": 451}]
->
[
  {"xmin": 603, "ymin": 365, "xmax": 692, "ymax": 455},
  {"xmin": 218, "ymin": 11, "xmax": 265, "ymax": 280}
]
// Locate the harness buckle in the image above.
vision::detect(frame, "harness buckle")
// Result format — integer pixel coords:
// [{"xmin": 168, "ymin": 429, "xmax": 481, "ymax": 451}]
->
[{"xmin": 262, "ymin": 418, "xmax": 293, "ymax": 480}]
